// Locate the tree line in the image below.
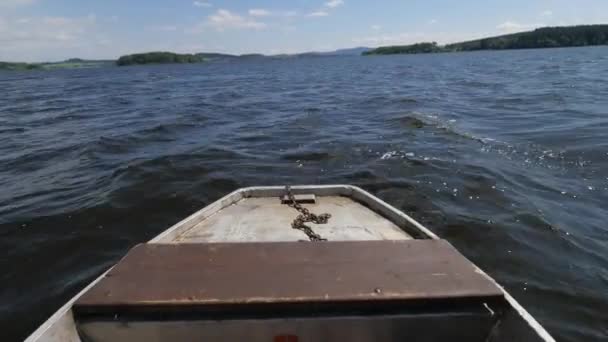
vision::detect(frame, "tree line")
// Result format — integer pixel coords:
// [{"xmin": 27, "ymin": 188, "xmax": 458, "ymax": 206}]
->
[
  {"xmin": 116, "ymin": 52, "xmax": 206, "ymax": 66},
  {"xmin": 364, "ymin": 25, "xmax": 608, "ymax": 55}
]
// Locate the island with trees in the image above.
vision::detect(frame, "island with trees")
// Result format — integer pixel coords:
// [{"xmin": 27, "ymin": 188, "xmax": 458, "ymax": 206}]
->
[
  {"xmin": 116, "ymin": 52, "xmax": 207, "ymax": 66},
  {"xmin": 363, "ymin": 25, "xmax": 608, "ymax": 55}
]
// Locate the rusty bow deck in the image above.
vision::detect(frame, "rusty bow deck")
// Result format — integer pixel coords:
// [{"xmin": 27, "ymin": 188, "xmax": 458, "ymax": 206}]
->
[{"xmin": 74, "ymin": 240, "xmax": 504, "ymax": 316}]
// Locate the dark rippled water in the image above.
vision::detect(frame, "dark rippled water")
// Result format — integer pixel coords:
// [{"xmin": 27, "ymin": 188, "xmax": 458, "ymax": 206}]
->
[{"xmin": 2, "ymin": 47, "xmax": 608, "ymax": 341}]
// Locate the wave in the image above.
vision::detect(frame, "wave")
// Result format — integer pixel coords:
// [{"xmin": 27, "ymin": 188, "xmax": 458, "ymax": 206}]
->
[
  {"xmin": 78, "ymin": 122, "xmax": 203, "ymax": 159},
  {"xmin": 0, "ymin": 127, "xmax": 26, "ymax": 134},
  {"xmin": 385, "ymin": 111, "xmax": 597, "ymax": 176},
  {"xmin": 281, "ymin": 151, "xmax": 333, "ymax": 161},
  {"xmin": 387, "ymin": 111, "xmax": 487, "ymax": 142}
]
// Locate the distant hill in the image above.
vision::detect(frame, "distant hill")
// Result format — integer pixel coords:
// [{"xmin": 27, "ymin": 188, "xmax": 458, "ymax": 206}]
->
[
  {"xmin": 197, "ymin": 52, "xmax": 236, "ymax": 58},
  {"xmin": 43, "ymin": 59, "xmax": 113, "ymax": 69},
  {"xmin": 0, "ymin": 62, "xmax": 42, "ymax": 71},
  {"xmin": 63, "ymin": 58, "xmax": 112, "ymax": 63},
  {"xmin": 327, "ymin": 47, "xmax": 372, "ymax": 55},
  {"xmin": 0, "ymin": 59, "xmax": 113, "ymax": 71},
  {"xmin": 270, "ymin": 47, "xmax": 372, "ymax": 59},
  {"xmin": 364, "ymin": 25, "xmax": 608, "ymax": 55},
  {"xmin": 238, "ymin": 53, "xmax": 266, "ymax": 58}
]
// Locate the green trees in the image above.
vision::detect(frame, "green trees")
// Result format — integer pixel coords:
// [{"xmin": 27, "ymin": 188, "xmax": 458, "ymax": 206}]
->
[
  {"xmin": 363, "ymin": 25, "xmax": 608, "ymax": 55},
  {"xmin": 363, "ymin": 42, "xmax": 443, "ymax": 55},
  {"xmin": 447, "ymin": 25, "xmax": 608, "ymax": 51},
  {"xmin": 0, "ymin": 62, "xmax": 42, "ymax": 71},
  {"xmin": 116, "ymin": 52, "xmax": 206, "ymax": 66}
]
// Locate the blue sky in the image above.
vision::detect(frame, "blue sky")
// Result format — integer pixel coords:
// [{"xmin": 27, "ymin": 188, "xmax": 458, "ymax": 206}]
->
[{"xmin": 1, "ymin": 0, "xmax": 607, "ymax": 62}]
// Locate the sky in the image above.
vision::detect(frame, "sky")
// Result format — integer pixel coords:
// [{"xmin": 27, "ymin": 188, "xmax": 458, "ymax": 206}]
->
[{"xmin": 1, "ymin": 0, "xmax": 608, "ymax": 62}]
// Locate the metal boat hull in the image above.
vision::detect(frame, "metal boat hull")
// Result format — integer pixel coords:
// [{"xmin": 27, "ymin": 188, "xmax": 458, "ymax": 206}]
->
[{"xmin": 25, "ymin": 185, "xmax": 555, "ymax": 342}]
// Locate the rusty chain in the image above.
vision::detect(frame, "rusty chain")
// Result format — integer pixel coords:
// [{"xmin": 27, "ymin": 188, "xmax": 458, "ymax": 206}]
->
[{"xmin": 285, "ymin": 186, "xmax": 331, "ymax": 241}]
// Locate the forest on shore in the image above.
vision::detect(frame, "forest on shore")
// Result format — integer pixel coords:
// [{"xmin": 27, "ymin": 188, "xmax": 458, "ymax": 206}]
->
[{"xmin": 364, "ymin": 25, "xmax": 608, "ymax": 55}]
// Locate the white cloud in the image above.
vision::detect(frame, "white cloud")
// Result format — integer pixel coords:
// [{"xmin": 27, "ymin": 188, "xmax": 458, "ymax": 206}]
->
[
  {"xmin": 308, "ymin": 11, "xmax": 329, "ymax": 17},
  {"xmin": 0, "ymin": 14, "xmax": 103, "ymax": 61},
  {"xmin": 325, "ymin": 0, "xmax": 344, "ymax": 8},
  {"xmin": 541, "ymin": 10, "xmax": 553, "ymax": 18},
  {"xmin": 497, "ymin": 21, "xmax": 544, "ymax": 34},
  {"xmin": 428, "ymin": 19, "xmax": 438, "ymax": 25},
  {"xmin": 308, "ymin": 0, "xmax": 343, "ymax": 18},
  {"xmin": 0, "ymin": 15, "xmax": 97, "ymax": 41},
  {"xmin": 206, "ymin": 9, "xmax": 266, "ymax": 31},
  {"xmin": 193, "ymin": 1, "xmax": 212, "ymax": 8},
  {"xmin": 371, "ymin": 24, "xmax": 381, "ymax": 31},
  {"xmin": 0, "ymin": 0, "xmax": 36, "ymax": 7},
  {"xmin": 249, "ymin": 9, "xmax": 271, "ymax": 17},
  {"xmin": 248, "ymin": 9, "xmax": 298, "ymax": 18}
]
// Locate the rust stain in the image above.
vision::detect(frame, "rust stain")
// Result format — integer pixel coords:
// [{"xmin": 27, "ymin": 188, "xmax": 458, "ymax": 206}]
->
[{"xmin": 74, "ymin": 240, "xmax": 504, "ymax": 313}]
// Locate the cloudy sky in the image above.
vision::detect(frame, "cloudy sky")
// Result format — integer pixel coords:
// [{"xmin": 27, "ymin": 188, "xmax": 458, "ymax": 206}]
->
[{"xmin": 1, "ymin": 0, "xmax": 607, "ymax": 62}]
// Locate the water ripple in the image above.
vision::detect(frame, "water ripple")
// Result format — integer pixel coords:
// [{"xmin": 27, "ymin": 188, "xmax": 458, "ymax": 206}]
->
[{"xmin": 1, "ymin": 47, "xmax": 608, "ymax": 342}]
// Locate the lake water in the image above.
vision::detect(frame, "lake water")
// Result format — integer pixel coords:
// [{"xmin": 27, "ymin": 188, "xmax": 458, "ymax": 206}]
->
[{"xmin": 1, "ymin": 47, "xmax": 607, "ymax": 341}]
